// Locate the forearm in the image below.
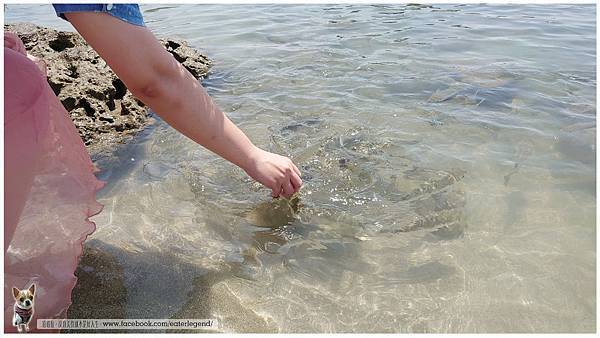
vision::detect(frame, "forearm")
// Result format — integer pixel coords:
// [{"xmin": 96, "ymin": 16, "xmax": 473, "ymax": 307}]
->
[
  {"xmin": 66, "ymin": 12, "xmax": 302, "ymax": 197},
  {"xmin": 134, "ymin": 60, "xmax": 257, "ymax": 170},
  {"xmin": 65, "ymin": 12, "xmax": 256, "ymax": 170}
]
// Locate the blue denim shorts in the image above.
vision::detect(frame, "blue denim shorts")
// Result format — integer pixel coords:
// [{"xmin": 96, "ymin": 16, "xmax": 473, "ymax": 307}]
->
[{"xmin": 53, "ymin": 4, "xmax": 145, "ymax": 27}]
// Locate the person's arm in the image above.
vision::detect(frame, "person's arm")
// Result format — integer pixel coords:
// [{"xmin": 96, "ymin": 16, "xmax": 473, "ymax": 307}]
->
[{"xmin": 65, "ymin": 12, "xmax": 302, "ymax": 198}]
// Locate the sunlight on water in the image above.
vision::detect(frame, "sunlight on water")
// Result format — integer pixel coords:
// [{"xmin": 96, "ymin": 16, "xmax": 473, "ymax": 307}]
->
[{"xmin": 6, "ymin": 3, "xmax": 596, "ymax": 333}]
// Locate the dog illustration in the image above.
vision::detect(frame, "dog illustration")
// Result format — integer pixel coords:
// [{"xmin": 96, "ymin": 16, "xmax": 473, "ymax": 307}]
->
[{"xmin": 12, "ymin": 284, "xmax": 35, "ymax": 332}]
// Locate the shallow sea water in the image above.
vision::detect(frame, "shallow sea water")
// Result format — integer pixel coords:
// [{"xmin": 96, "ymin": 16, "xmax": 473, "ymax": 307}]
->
[{"xmin": 6, "ymin": 4, "xmax": 596, "ymax": 333}]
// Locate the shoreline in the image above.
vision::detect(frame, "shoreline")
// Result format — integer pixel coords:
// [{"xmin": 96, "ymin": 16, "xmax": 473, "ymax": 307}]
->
[{"xmin": 5, "ymin": 22, "xmax": 212, "ymax": 156}]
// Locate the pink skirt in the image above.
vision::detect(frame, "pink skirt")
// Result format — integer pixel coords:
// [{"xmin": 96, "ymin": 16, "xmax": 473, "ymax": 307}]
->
[{"xmin": 4, "ymin": 33, "xmax": 104, "ymax": 332}]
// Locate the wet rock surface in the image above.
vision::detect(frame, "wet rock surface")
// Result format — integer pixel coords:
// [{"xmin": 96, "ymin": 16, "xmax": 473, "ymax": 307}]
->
[{"xmin": 5, "ymin": 23, "xmax": 212, "ymax": 155}]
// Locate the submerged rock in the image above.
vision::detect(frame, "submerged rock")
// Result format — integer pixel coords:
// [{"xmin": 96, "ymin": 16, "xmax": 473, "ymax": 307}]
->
[
  {"xmin": 428, "ymin": 64, "xmax": 525, "ymax": 111},
  {"xmin": 5, "ymin": 22, "xmax": 212, "ymax": 155},
  {"xmin": 265, "ymin": 123, "xmax": 468, "ymax": 240}
]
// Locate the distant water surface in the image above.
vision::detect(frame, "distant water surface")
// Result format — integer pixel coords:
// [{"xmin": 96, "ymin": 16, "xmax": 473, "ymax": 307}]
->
[{"xmin": 5, "ymin": 4, "xmax": 596, "ymax": 333}]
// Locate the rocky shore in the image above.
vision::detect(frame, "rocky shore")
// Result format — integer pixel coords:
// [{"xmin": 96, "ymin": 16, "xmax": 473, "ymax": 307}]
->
[{"xmin": 5, "ymin": 23, "xmax": 212, "ymax": 155}]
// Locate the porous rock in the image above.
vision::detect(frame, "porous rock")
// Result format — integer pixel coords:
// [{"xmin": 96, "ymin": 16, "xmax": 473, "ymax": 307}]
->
[{"xmin": 5, "ymin": 22, "xmax": 212, "ymax": 155}]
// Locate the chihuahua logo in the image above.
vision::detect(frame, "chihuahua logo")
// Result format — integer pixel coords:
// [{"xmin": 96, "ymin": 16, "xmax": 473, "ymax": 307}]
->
[{"xmin": 12, "ymin": 284, "xmax": 36, "ymax": 332}]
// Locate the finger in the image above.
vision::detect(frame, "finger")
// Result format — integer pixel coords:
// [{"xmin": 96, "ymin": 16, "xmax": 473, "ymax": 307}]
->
[
  {"xmin": 291, "ymin": 162, "xmax": 302, "ymax": 177},
  {"xmin": 271, "ymin": 185, "xmax": 281, "ymax": 198},
  {"xmin": 290, "ymin": 171, "xmax": 303, "ymax": 192},
  {"xmin": 282, "ymin": 181, "xmax": 294, "ymax": 199}
]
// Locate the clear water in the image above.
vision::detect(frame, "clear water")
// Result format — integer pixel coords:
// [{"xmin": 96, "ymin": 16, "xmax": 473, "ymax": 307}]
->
[{"xmin": 5, "ymin": 4, "xmax": 596, "ymax": 333}]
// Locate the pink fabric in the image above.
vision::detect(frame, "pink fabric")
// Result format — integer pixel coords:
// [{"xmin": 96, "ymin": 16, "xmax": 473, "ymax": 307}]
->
[{"xmin": 4, "ymin": 33, "xmax": 105, "ymax": 333}]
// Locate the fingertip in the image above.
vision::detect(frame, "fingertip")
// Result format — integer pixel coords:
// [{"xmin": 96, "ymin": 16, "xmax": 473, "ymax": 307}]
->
[
  {"xmin": 272, "ymin": 184, "xmax": 284, "ymax": 198},
  {"xmin": 283, "ymin": 181, "xmax": 294, "ymax": 198},
  {"xmin": 293, "ymin": 164, "xmax": 302, "ymax": 177},
  {"xmin": 291, "ymin": 172, "xmax": 303, "ymax": 191}
]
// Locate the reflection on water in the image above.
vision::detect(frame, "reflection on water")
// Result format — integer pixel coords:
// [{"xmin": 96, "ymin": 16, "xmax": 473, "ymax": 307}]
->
[{"xmin": 6, "ymin": 3, "xmax": 596, "ymax": 333}]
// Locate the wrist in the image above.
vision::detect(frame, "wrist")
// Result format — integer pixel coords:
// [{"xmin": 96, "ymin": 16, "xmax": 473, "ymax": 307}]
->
[{"xmin": 240, "ymin": 143, "xmax": 261, "ymax": 173}]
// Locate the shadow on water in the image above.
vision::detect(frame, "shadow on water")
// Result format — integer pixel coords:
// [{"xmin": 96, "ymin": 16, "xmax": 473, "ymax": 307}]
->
[
  {"xmin": 67, "ymin": 239, "xmax": 277, "ymax": 333},
  {"xmin": 90, "ymin": 115, "xmax": 160, "ymax": 197},
  {"xmin": 224, "ymin": 196, "xmax": 376, "ymax": 290}
]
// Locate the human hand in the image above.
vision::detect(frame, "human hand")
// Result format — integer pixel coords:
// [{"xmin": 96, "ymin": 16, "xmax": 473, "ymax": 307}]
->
[{"xmin": 243, "ymin": 146, "xmax": 303, "ymax": 198}]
